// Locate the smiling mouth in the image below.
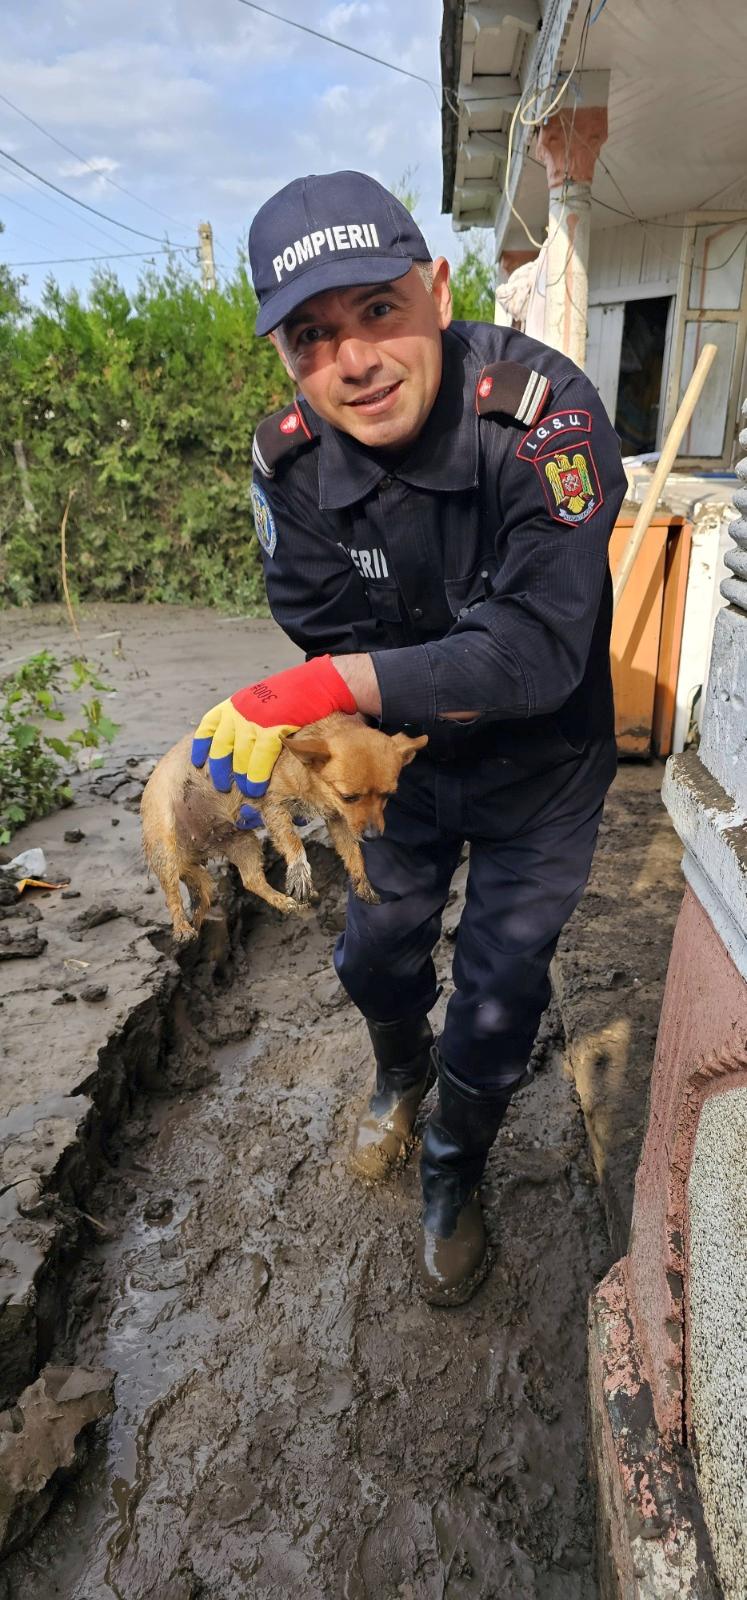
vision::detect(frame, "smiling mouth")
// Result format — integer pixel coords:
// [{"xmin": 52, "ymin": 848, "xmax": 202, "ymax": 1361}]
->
[{"xmin": 346, "ymin": 381, "xmax": 402, "ymax": 409}]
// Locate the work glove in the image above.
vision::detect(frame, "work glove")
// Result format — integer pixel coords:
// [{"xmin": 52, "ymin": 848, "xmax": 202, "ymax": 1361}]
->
[{"xmin": 191, "ymin": 655, "xmax": 357, "ymax": 797}]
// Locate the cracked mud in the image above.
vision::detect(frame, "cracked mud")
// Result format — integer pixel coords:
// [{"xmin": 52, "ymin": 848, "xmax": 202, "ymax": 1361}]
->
[{"xmin": 3, "ymin": 835, "xmax": 611, "ymax": 1600}]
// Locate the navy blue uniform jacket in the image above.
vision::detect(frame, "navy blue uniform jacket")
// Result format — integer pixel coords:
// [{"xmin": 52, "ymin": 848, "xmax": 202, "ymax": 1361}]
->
[{"xmin": 250, "ymin": 321, "xmax": 628, "ymax": 765}]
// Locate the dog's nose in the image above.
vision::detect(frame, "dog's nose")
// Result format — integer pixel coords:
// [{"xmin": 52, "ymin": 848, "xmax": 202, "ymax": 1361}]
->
[{"xmin": 362, "ymin": 822, "xmax": 383, "ymax": 841}]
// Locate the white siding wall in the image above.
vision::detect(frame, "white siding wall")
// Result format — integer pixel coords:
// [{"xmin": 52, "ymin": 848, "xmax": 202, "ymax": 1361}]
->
[{"xmin": 588, "ymin": 220, "xmax": 682, "ymax": 303}]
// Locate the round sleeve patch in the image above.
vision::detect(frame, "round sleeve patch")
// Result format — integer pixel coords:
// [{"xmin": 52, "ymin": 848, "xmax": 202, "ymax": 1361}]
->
[{"xmin": 250, "ymin": 482, "xmax": 277, "ymax": 558}]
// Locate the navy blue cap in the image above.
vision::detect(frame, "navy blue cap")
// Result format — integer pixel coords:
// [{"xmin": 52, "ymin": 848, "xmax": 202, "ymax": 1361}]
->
[{"xmin": 249, "ymin": 170, "xmax": 432, "ymax": 336}]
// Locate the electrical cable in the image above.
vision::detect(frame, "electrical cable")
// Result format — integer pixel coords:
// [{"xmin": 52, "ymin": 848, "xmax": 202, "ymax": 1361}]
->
[
  {"xmin": 0, "ymin": 145, "xmax": 178, "ymax": 244},
  {"xmin": 569, "ymin": 127, "xmax": 747, "ymax": 274},
  {"xmin": 7, "ymin": 247, "xmax": 199, "ymax": 267},
  {"xmin": 500, "ymin": 2, "xmax": 593, "ymax": 250},
  {"xmin": 233, "ymin": 0, "xmax": 442, "ymax": 96},
  {"xmin": 0, "ymin": 177, "xmax": 99, "ymax": 243},
  {"xmin": 0, "ymin": 88, "xmax": 193, "ymax": 240},
  {"xmin": 0, "ymin": 221, "xmax": 51, "ymax": 253},
  {"xmin": 0, "ymin": 155, "xmax": 131, "ymax": 253}
]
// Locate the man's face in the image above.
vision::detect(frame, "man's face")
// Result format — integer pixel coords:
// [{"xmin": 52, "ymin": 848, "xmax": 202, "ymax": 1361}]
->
[{"xmin": 270, "ymin": 258, "xmax": 452, "ymax": 452}]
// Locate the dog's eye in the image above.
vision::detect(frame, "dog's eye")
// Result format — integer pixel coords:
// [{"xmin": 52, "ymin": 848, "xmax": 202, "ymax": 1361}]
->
[{"xmin": 341, "ymin": 793, "xmax": 362, "ymax": 804}]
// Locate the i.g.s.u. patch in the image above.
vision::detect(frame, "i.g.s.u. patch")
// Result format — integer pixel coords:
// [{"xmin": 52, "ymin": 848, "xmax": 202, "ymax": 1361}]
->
[
  {"xmin": 250, "ymin": 482, "xmax": 277, "ymax": 557},
  {"xmin": 539, "ymin": 443, "xmax": 603, "ymax": 525}
]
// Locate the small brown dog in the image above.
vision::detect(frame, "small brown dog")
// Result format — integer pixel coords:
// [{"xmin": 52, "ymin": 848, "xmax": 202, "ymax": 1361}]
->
[{"xmin": 141, "ymin": 713, "xmax": 427, "ymax": 941}]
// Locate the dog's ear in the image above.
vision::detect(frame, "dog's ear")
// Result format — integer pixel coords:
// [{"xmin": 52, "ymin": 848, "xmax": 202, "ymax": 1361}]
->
[
  {"xmin": 392, "ymin": 732, "xmax": 428, "ymax": 768},
  {"xmin": 281, "ymin": 732, "xmax": 331, "ymax": 768}
]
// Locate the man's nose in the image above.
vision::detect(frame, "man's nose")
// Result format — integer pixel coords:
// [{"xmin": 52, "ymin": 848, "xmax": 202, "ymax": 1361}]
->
[{"xmin": 337, "ymin": 338, "xmax": 380, "ymax": 384}]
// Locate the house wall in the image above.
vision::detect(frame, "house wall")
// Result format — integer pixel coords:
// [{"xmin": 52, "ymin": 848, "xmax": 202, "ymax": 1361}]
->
[
  {"xmin": 585, "ymin": 178, "xmax": 747, "ymax": 446},
  {"xmin": 588, "ymin": 220, "xmax": 682, "ymax": 304},
  {"xmin": 585, "ymin": 220, "xmax": 682, "ymax": 426}
]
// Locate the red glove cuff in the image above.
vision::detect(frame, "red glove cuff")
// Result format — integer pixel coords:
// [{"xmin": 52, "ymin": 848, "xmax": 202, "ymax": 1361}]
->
[{"xmin": 230, "ymin": 655, "xmax": 357, "ymax": 728}]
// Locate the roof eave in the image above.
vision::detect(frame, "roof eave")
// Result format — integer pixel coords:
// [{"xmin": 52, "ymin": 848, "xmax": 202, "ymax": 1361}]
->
[{"xmin": 440, "ymin": 0, "xmax": 465, "ymax": 215}]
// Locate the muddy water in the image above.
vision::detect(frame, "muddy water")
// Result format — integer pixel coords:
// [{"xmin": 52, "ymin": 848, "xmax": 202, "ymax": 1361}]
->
[{"xmin": 5, "ymin": 846, "xmax": 610, "ymax": 1600}]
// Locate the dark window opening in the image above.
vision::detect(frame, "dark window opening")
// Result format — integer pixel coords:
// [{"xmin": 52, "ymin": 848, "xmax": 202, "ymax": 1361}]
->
[{"xmin": 614, "ymin": 296, "xmax": 672, "ymax": 456}]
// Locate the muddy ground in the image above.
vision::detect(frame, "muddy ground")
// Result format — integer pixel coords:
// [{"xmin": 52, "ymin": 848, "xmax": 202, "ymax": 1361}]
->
[
  {"xmin": 4, "ymin": 850, "xmax": 609, "ymax": 1600},
  {"xmin": 0, "ymin": 605, "xmax": 683, "ymax": 1600}
]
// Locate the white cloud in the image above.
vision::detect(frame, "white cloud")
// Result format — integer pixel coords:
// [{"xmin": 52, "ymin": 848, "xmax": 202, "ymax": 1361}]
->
[
  {"xmin": 323, "ymin": 3, "xmax": 370, "ymax": 32},
  {"xmin": 0, "ymin": 0, "xmax": 465, "ymax": 296},
  {"xmin": 59, "ymin": 155, "xmax": 120, "ymax": 195},
  {"xmin": 366, "ymin": 120, "xmax": 396, "ymax": 157},
  {"xmin": 320, "ymin": 84, "xmax": 352, "ymax": 115}
]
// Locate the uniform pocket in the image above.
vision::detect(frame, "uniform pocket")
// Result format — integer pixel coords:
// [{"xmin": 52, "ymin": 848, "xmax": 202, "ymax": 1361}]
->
[
  {"xmin": 366, "ymin": 583, "xmax": 402, "ymax": 623},
  {"xmin": 444, "ymin": 559, "xmax": 497, "ymax": 619}
]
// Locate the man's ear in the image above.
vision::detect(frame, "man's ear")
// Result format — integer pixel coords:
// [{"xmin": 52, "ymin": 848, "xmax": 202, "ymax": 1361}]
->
[
  {"xmin": 281, "ymin": 731, "xmax": 331, "ymax": 768},
  {"xmin": 393, "ymin": 732, "xmax": 428, "ymax": 768},
  {"xmin": 269, "ymin": 330, "xmax": 296, "ymax": 383},
  {"xmin": 431, "ymin": 256, "xmax": 452, "ymax": 332}
]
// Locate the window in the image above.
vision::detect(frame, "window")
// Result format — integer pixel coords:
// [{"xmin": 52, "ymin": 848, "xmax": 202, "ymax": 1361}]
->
[{"xmin": 665, "ymin": 213, "xmax": 747, "ymax": 468}]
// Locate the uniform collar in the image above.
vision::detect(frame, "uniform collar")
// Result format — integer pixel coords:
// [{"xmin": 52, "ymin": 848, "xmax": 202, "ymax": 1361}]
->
[{"xmin": 314, "ymin": 327, "xmax": 481, "ymax": 511}]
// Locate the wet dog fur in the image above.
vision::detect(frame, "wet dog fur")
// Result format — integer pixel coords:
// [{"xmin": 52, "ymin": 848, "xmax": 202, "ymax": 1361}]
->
[{"xmin": 141, "ymin": 713, "xmax": 427, "ymax": 941}]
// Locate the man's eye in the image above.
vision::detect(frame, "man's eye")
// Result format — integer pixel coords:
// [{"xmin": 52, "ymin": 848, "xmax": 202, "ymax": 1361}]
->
[
  {"xmin": 297, "ymin": 326, "xmax": 325, "ymax": 346},
  {"xmin": 368, "ymin": 301, "xmax": 393, "ymax": 318}
]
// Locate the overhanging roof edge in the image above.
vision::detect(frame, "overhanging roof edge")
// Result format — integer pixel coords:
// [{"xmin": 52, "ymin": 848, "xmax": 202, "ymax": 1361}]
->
[
  {"xmin": 441, "ymin": 0, "xmax": 579, "ymax": 241},
  {"xmin": 440, "ymin": 0, "xmax": 465, "ymax": 215}
]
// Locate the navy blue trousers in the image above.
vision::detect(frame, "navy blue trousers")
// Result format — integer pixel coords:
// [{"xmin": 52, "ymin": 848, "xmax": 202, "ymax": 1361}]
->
[{"xmin": 334, "ymin": 738, "xmax": 616, "ymax": 1091}]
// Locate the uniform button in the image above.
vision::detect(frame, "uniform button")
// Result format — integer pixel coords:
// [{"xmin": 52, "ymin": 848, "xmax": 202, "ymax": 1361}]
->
[
  {"xmin": 412, "ymin": 606, "xmax": 423, "ymax": 620},
  {"xmin": 379, "ymin": 475, "xmax": 392, "ymax": 490},
  {"xmin": 480, "ymin": 569, "xmax": 489, "ymax": 580}
]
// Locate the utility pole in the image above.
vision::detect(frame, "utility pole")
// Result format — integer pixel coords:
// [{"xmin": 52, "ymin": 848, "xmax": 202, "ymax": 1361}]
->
[{"xmin": 198, "ymin": 222, "xmax": 216, "ymax": 291}]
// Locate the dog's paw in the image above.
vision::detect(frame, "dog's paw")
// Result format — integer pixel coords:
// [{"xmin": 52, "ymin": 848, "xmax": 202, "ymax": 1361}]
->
[
  {"xmin": 285, "ymin": 858, "xmax": 314, "ymax": 904},
  {"xmin": 353, "ymin": 877, "xmax": 380, "ymax": 905},
  {"xmin": 172, "ymin": 920, "xmax": 199, "ymax": 944}
]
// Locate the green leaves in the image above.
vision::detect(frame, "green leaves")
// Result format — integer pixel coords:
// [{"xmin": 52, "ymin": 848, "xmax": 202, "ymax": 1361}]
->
[
  {"xmin": 450, "ymin": 235, "xmax": 496, "ymax": 324},
  {"xmin": 0, "ymin": 256, "xmax": 292, "ymax": 610},
  {"xmin": 0, "ymin": 650, "xmax": 120, "ymax": 843}
]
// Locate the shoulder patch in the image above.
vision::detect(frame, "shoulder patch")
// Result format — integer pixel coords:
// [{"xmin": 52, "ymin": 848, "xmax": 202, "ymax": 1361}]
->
[
  {"xmin": 475, "ymin": 361, "xmax": 551, "ymax": 428},
  {"xmin": 538, "ymin": 443, "xmax": 603, "ymax": 526},
  {"xmin": 250, "ymin": 482, "xmax": 277, "ymax": 557},
  {"xmin": 514, "ymin": 409, "xmax": 601, "ymax": 526},
  {"xmin": 515, "ymin": 407, "xmax": 593, "ymax": 460},
  {"xmin": 252, "ymin": 400, "xmax": 316, "ymax": 479}
]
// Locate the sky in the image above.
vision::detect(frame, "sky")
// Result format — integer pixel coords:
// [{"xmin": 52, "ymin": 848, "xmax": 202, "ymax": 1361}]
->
[{"xmin": 0, "ymin": 0, "xmax": 477, "ymax": 308}]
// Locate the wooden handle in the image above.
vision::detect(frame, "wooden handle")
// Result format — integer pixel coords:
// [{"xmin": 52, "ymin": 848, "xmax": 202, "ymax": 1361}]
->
[{"xmin": 612, "ymin": 342, "xmax": 718, "ymax": 609}]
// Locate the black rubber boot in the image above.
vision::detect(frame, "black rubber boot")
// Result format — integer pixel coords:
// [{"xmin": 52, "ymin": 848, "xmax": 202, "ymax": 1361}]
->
[
  {"xmin": 415, "ymin": 1052, "xmax": 513, "ymax": 1306},
  {"xmin": 350, "ymin": 1015, "xmax": 435, "ymax": 1181}
]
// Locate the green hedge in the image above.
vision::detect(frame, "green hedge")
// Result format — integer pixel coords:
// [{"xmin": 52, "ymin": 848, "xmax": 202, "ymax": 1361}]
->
[
  {"xmin": 0, "ymin": 258, "xmax": 292, "ymax": 610},
  {"xmin": 0, "ymin": 238, "xmax": 494, "ymax": 611}
]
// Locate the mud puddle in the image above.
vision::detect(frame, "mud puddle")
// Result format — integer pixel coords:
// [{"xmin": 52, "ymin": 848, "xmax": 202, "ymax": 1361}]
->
[{"xmin": 3, "ymin": 845, "xmax": 610, "ymax": 1600}]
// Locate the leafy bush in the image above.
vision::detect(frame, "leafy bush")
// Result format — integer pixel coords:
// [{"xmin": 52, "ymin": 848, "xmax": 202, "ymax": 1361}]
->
[
  {"xmin": 0, "ymin": 222, "xmax": 495, "ymax": 613},
  {"xmin": 0, "ymin": 651, "xmax": 118, "ymax": 844},
  {"xmin": 0, "ymin": 256, "xmax": 292, "ymax": 611},
  {"xmin": 449, "ymin": 235, "xmax": 496, "ymax": 323}
]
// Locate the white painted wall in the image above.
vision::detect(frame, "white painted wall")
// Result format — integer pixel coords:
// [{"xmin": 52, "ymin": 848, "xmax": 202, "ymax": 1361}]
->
[
  {"xmin": 588, "ymin": 220, "xmax": 682, "ymax": 305},
  {"xmin": 585, "ymin": 302, "xmax": 624, "ymax": 420}
]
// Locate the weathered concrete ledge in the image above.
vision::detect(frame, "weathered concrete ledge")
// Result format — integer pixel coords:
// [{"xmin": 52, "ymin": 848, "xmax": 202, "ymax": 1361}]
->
[{"xmin": 663, "ymin": 747, "xmax": 747, "ymax": 982}]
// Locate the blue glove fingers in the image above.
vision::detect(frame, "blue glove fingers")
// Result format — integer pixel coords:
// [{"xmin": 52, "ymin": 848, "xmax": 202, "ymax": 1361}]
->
[
  {"xmin": 235, "ymin": 771, "xmax": 270, "ymax": 799},
  {"xmin": 237, "ymin": 804, "xmax": 264, "ymax": 830},
  {"xmin": 191, "ymin": 734, "xmax": 213, "ymax": 769},
  {"xmin": 207, "ymin": 752, "xmax": 236, "ymax": 793}
]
